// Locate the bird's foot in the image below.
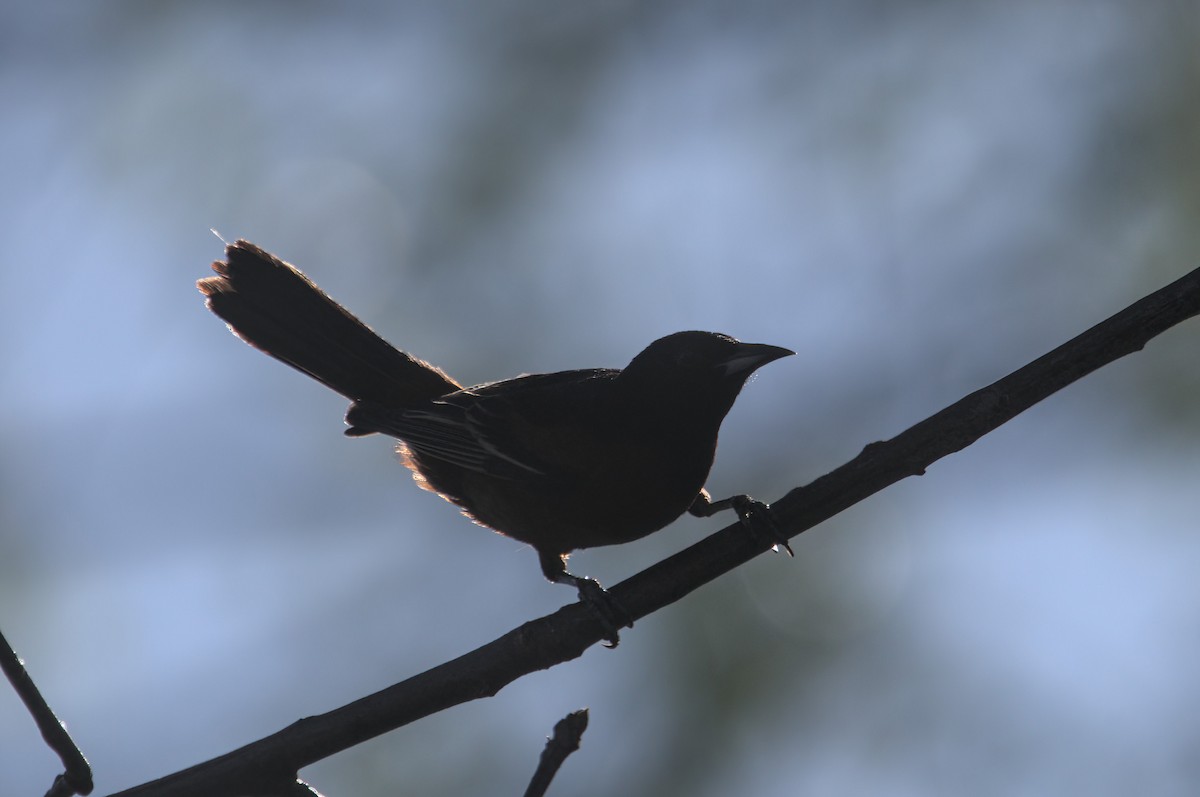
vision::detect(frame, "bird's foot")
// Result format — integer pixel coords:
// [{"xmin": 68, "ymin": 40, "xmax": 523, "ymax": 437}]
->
[
  {"xmin": 538, "ymin": 550, "xmax": 632, "ymax": 647},
  {"xmin": 574, "ymin": 577, "xmax": 633, "ymax": 648},
  {"xmin": 730, "ymin": 495, "xmax": 793, "ymax": 556}
]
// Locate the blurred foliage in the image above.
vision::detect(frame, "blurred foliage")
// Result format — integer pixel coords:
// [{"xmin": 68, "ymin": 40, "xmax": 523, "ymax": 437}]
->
[{"xmin": 3, "ymin": 1, "xmax": 1200, "ymax": 795}]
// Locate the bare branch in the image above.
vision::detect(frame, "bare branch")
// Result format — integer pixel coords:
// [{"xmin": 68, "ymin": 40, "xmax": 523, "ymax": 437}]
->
[{"xmin": 105, "ymin": 264, "xmax": 1200, "ymax": 796}]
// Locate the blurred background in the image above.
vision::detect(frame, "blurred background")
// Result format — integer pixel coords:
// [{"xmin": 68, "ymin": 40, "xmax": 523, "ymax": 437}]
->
[{"xmin": 3, "ymin": 1, "xmax": 1199, "ymax": 795}]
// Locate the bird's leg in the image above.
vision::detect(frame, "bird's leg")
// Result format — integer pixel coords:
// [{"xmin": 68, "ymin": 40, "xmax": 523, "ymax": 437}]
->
[
  {"xmin": 538, "ymin": 550, "xmax": 632, "ymax": 648},
  {"xmin": 689, "ymin": 489, "xmax": 794, "ymax": 556}
]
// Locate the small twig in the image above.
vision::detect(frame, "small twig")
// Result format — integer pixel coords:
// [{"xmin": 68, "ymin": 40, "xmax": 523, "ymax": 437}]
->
[
  {"xmin": 523, "ymin": 710, "xmax": 589, "ymax": 797},
  {"xmin": 0, "ymin": 626, "xmax": 93, "ymax": 796}
]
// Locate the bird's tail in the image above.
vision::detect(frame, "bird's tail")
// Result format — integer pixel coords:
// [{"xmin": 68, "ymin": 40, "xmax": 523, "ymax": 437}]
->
[{"xmin": 199, "ymin": 240, "xmax": 460, "ymax": 408}]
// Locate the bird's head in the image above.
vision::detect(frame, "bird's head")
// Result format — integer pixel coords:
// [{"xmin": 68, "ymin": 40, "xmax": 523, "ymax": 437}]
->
[{"xmin": 618, "ymin": 331, "xmax": 793, "ymax": 424}]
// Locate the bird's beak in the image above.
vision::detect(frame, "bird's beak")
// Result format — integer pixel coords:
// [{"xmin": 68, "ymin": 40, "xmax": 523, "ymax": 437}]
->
[{"xmin": 720, "ymin": 342, "xmax": 795, "ymax": 377}]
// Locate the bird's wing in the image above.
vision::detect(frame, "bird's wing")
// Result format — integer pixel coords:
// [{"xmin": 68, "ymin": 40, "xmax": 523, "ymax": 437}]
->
[{"xmin": 346, "ymin": 369, "xmax": 618, "ymax": 481}]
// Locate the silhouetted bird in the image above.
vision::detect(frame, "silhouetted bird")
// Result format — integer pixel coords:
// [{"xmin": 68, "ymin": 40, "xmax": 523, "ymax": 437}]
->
[{"xmin": 199, "ymin": 241, "xmax": 792, "ymax": 635}]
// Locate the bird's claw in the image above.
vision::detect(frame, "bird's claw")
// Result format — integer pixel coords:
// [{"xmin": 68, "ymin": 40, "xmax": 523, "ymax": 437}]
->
[
  {"xmin": 575, "ymin": 578, "xmax": 633, "ymax": 648},
  {"xmin": 731, "ymin": 496, "xmax": 793, "ymax": 556}
]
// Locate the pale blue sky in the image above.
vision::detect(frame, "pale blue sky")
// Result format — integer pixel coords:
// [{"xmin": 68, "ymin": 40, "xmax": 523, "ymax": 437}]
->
[{"xmin": 2, "ymin": 2, "xmax": 1199, "ymax": 795}]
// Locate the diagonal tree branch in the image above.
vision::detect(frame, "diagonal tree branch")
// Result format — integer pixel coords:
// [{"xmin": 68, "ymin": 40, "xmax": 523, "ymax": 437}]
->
[{"xmin": 106, "ymin": 265, "xmax": 1200, "ymax": 797}]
